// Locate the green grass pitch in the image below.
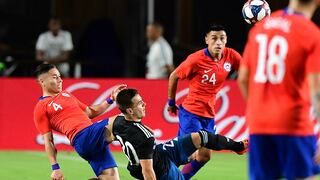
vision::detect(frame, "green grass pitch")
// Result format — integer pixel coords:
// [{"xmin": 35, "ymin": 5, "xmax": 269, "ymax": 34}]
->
[{"xmin": 0, "ymin": 151, "xmax": 248, "ymax": 179}]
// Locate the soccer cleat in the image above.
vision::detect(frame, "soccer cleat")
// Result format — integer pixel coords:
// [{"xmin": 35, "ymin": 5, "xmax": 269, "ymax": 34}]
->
[{"xmin": 235, "ymin": 139, "xmax": 249, "ymax": 155}]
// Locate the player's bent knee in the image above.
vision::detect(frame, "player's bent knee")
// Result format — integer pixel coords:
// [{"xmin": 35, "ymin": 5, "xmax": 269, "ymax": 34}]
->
[
  {"xmin": 191, "ymin": 132, "xmax": 202, "ymax": 149},
  {"xmin": 98, "ymin": 167, "xmax": 119, "ymax": 180},
  {"xmin": 196, "ymin": 148, "xmax": 211, "ymax": 162}
]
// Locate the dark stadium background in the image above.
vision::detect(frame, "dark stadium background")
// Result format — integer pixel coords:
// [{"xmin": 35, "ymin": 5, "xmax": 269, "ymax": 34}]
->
[{"xmin": 0, "ymin": 0, "xmax": 318, "ymax": 77}]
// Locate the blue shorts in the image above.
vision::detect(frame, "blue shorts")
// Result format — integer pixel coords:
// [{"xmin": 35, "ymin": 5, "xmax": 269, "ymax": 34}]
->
[
  {"xmin": 249, "ymin": 134, "xmax": 320, "ymax": 180},
  {"xmin": 157, "ymin": 134, "xmax": 197, "ymax": 180},
  {"xmin": 178, "ymin": 105, "xmax": 216, "ymax": 136},
  {"xmin": 72, "ymin": 119, "xmax": 117, "ymax": 177}
]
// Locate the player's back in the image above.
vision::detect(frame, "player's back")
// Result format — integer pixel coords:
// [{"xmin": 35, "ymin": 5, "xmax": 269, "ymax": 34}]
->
[
  {"xmin": 243, "ymin": 9, "xmax": 320, "ymax": 135},
  {"xmin": 112, "ymin": 116, "xmax": 169, "ymax": 179}
]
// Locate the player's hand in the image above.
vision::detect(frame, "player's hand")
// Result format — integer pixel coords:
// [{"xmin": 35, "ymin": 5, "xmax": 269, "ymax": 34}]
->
[
  {"xmin": 314, "ymin": 142, "xmax": 320, "ymax": 164},
  {"xmin": 111, "ymin": 84, "xmax": 127, "ymax": 100},
  {"xmin": 51, "ymin": 169, "xmax": 64, "ymax": 180},
  {"xmin": 167, "ymin": 104, "xmax": 179, "ymax": 115}
]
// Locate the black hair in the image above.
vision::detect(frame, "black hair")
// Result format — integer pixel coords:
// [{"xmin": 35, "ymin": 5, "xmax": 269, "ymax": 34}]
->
[
  {"xmin": 116, "ymin": 88, "xmax": 138, "ymax": 114},
  {"xmin": 34, "ymin": 63, "xmax": 56, "ymax": 78},
  {"xmin": 206, "ymin": 24, "xmax": 226, "ymax": 36},
  {"xmin": 149, "ymin": 21, "xmax": 163, "ymax": 28},
  {"xmin": 50, "ymin": 16, "xmax": 61, "ymax": 22},
  {"xmin": 299, "ymin": 0, "xmax": 313, "ymax": 3}
]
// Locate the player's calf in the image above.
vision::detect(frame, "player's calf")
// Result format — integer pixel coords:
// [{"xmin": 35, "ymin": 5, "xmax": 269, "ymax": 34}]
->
[{"xmin": 192, "ymin": 130, "xmax": 248, "ymax": 154}]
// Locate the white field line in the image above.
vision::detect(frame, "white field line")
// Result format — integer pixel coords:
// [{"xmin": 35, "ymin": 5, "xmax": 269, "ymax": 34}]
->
[{"xmin": 25, "ymin": 151, "xmax": 127, "ymax": 168}]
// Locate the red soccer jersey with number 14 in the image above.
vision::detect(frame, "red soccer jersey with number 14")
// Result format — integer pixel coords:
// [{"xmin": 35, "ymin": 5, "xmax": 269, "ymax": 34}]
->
[
  {"xmin": 33, "ymin": 90, "xmax": 92, "ymax": 142},
  {"xmin": 242, "ymin": 10, "xmax": 320, "ymax": 135},
  {"xmin": 175, "ymin": 47, "xmax": 241, "ymax": 118}
]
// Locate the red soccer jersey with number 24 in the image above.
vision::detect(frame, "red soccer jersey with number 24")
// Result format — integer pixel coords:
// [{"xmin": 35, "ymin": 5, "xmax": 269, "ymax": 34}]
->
[{"xmin": 175, "ymin": 47, "xmax": 241, "ymax": 118}]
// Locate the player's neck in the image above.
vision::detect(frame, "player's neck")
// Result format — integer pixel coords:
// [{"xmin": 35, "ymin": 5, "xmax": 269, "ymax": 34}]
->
[
  {"xmin": 124, "ymin": 115, "xmax": 141, "ymax": 122},
  {"xmin": 288, "ymin": 1, "xmax": 317, "ymax": 19},
  {"xmin": 42, "ymin": 90, "xmax": 59, "ymax": 97},
  {"xmin": 213, "ymin": 54, "xmax": 222, "ymax": 61},
  {"xmin": 205, "ymin": 48, "xmax": 223, "ymax": 61}
]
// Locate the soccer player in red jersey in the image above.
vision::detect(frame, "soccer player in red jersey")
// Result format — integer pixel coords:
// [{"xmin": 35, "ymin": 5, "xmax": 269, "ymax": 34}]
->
[
  {"xmin": 33, "ymin": 64, "xmax": 126, "ymax": 180},
  {"xmin": 238, "ymin": 0, "xmax": 320, "ymax": 179},
  {"xmin": 167, "ymin": 24, "xmax": 245, "ymax": 179}
]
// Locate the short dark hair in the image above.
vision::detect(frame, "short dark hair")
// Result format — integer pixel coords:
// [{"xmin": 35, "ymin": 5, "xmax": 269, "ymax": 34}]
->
[
  {"xmin": 116, "ymin": 88, "xmax": 138, "ymax": 114},
  {"xmin": 299, "ymin": 0, "xmax": 313, "ymax": 3},
  {"xmin": 206, "ymin": 24, "xmax": 226, "ymax": 36},
  {"xmin": 34, "ymin": 64, "xmax": 56, "ymax": 78},
  {"xmin": 50, "ymin": 16, "xmax": 60, "ymax": 22}
]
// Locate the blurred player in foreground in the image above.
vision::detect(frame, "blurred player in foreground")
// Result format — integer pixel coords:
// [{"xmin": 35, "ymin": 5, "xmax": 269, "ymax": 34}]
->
[
  {"xmin": 33, "ymin": 64, "xmax": 126, "ymax": 180},
  {"xmin": 106, "ymin": 88, "xmax": 247, "ymax": 180},
  {"xmin": 237, "ymin": 0, "xmax": 320, "ymax": 179},
  {"xmin": 167, "ymin": 24, "xmax": 243, "ymax": 179}
]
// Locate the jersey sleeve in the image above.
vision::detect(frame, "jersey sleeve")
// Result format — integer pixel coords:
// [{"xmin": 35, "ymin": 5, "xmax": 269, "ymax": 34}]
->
[
  {"xmin": 35, "ymin": 34, "xmax": 46, "ymax": 51},
  {"xmin": 76, "ymin": 99, "xmax": 88, "ymax": 111},
  {"xmin": 306, "ymin": 35, "xmax": 320, "ymax": 73},
  {"xmin": 175, "ymin": 55, "xmax": 197, "ymax": 79},
  {"xmin": 241, "ymin": 31, "xmax": 254, "ymax": 69},
  {"xmin": 136, "ymin": 136, "xmax": 155, "ymax": 159},
  {"xmin": 62, "ymin": 31, "xmax": 73, "ymax": 51},
  {"xmin": 33, "ymin": 102, "xmax": 52, "ymax": 134},
  {"xmin": 230, "ymin": 49, "xmax": 242, "ymax": 71},
  {"xmin": 70, "ymin": 93, "xmax": 88, "ymax": 111}
]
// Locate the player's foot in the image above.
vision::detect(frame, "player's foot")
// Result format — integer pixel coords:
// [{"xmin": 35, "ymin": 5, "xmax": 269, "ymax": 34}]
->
[{"xmin": 235, "ymin": 139, "xmax": 248, "ymax": 155}]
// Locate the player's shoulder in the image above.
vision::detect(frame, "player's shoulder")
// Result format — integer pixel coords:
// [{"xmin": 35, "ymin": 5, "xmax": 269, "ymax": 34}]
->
[
  {"xmin": 186, "ymin": 49, "xmax": 206, "ymax": 60},
  {"xmin": 224, "ymin": 47, "xmax": 239, "ymax": 54},
  {"xmin": 131, "ymin": 122, "xmax": 154, "ymax": 139},
  {"xmin": 34, "ymin": 96, "xmax": 51, "ymax": 112},
  {"xmin": 59, "ymin": 30, "xmax": 72, "ymax": 36},
  {"xmin": 60, "ymin": 90, "xmax": 73, "ymax": 97},
  {"xmin": 37, "ymin": 32, "xmax": 49, "ymax": 41},
  {"xmin": 224, "ymin": 47, "xmax": 241, "ymax": 58}
]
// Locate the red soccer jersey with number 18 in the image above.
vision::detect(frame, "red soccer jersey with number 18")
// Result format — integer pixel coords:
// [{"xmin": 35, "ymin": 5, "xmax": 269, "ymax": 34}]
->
[
  {"xmin": 175, "ymin": 47, "xmax": 241, "ymax": 118},
  {"xmin": 33, "ymin": 90, "xmax": 92, "ymax": 142},
  {"xmin": 242, "ymin": 10, "xmax": 320, "ymax": 135}
]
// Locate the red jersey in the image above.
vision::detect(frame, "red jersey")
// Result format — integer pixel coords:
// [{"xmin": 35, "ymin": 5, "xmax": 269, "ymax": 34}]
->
[
  {"xmin": 176, "ymin": 47, "xmax": 241, "ymax": 118},
  {"xmin": 242, "ymin": 10, "xmax": 320, "ymax": 135},
  {"xmin": 33, "ymin": 90, "xmax": 92, "ymax": 142}
]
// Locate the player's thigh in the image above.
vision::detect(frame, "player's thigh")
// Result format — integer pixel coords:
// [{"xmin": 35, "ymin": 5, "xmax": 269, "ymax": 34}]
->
[
  {"xmin": 159, "ymin": 161, "xmax": 184, "ymax": 180},
  {"xmin": 178, "ymin": 106, "xmax": 215, "ymax": 135},
  {"xmin": 249, "ymin": 135, "xmax": 282, "ymax": 180},
  {"xmin": 88, "ymin": 144, "xmax": 118, "ymax": 177},
  {"xmin": 157, "ymin": 135, "xmax": 197, "ymax": 166},
  {"xmin": 281, "ymin": 135, "xmax": 320, "ymax": 179}
]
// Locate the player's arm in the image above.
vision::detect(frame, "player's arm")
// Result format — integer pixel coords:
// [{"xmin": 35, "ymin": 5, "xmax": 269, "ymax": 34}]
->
[
  {"xmin": 167, "ymin": 69, "xmax": 179, "ymax": 114},
  {"xmin": 43, "ymin": 132, "xmax": 64, "ymax": 180},
  {"xmin": 137, "ymin": 137, "xmax": 157, "ymax": 180},
  {"xmin": 165, "ymin": 64, "xmax": 175, "ymax": 77},
  {"xmin": 140, "ymin": 159, "xmax": 156, "ymax": 180},
  {"xmin": 237, "ymin": 65, "xmax": 250, "ymax": 101},
  {"xmin": 85, "ymin": 84, "xmax": 127, "ymax": 119},
  {"xmin": 309, "ymin": 73, "xmax": 320, "ymax": 122},
  {"xmin": 46, "ymin": 51, "xmax": 71, "ymax": 64},
  {"xmin": 36, "ymin": 50, "xmax": 46, "ymax": 62},
  {"xmin": 35, "ymin": 48, "xmax": 69, "ymax": 64},
  {"xmin": 309, "ymin": 73, "xmax": 320, "ymax": 164}
]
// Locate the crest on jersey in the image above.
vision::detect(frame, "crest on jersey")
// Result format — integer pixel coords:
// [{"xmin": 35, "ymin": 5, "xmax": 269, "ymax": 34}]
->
[
  {"xmin": 62, "ymin": 93, "xmax": 70, "ymax": 97},
  {"xmin": 224, "ymin": 62, "xmax": 231, "ymax": 72}
]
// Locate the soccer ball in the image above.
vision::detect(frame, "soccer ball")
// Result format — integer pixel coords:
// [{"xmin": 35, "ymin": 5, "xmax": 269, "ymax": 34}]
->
[{"xmin": 242, "ymin": 0, "xmax": 271, "ymax": 24}]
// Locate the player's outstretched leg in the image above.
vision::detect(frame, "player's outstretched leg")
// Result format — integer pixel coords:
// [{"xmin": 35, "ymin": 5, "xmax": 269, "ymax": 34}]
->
[
  {"xmin": 194, "ymin": 130, "xmax": 248, "ymax": 154},
  {"xmin": 181, "ymin": 131, "xmax": 248, "ymax": 179}
]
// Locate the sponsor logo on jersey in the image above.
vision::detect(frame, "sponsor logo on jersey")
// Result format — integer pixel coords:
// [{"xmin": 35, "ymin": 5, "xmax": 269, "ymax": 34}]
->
[{"xmin": 62, "ymin": 92, "xmax": 70, "ymax": 97}]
